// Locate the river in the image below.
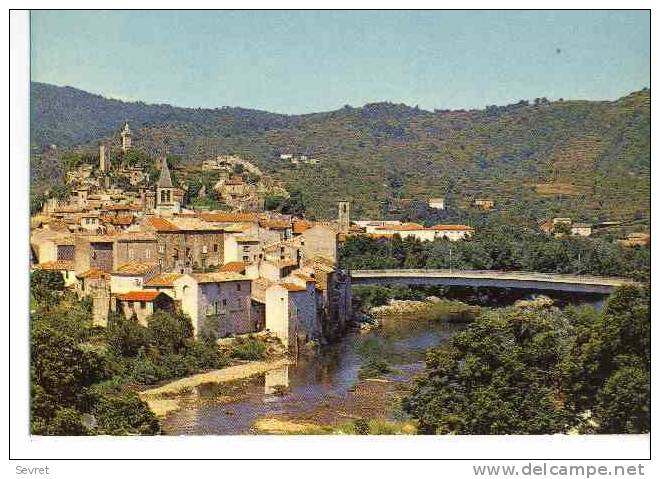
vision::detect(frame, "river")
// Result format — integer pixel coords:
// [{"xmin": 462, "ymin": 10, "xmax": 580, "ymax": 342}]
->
[{"xmin": 161, "ymin": 293, "xmax": 606, "ymax": 435}]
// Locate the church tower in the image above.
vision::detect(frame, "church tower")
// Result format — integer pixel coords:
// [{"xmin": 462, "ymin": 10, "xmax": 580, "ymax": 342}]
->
[
  {"xmin": 338, "ymin": 201, "xmax": 350, "ymax": 233},
  {"xmin": 121, "ymin": 122, "xmax": 132, "ymax": 152},
  {"xmin": 99, "ymin": 144, "xmax": 108, "ymax": 172},
  {"xmin": 155, "ymin": 157, "xmax": 180, "ymax": 215}
]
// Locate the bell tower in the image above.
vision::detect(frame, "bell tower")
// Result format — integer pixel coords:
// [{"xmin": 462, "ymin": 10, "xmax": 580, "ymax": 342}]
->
[
  {"xmin": 121, "ymin": 121, "xmax": 132, "ymax": 152},
  {"xmin": 155, "ymin": 157, "xmax": 180, "ymax": 215},
  {"xmin": 338, "ymin": 201, "xmax": 350, "ymax": 233}
]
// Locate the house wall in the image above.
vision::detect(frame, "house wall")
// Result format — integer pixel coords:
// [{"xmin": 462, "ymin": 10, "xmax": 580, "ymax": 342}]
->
[
  {"xmin": 120, "ymin": 300, "xmax": 155, "ymax": 326},
  {"xmin": 111, "ymin": 274, "xmax": 146, "ymax": 294},
  {"xmin": 265, "ymin": 286, "xmax": 291, "ymax": 347},
  {"xmin": 300, "ymin": 226, "xmax": 338, "ymax": 263},
  {"xmin": 290, "ymin": 285, "xmax": 321, "ymax": 343},
  {"xmin": 115, "ymin": 240, "xmax": 158, "ymax": 267},
  {"xmin": 196, "ymin": 280, "xmax": 253, "ymax": 338},
  {"xmin": 157, "ymin": 231, "xmax": 224, "ymax": 272}
]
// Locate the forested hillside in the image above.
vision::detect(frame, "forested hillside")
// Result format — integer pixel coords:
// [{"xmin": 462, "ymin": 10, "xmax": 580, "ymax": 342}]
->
[{"xmin": 31, "ymin": 82, "xmax": 650, "ymax": 222}]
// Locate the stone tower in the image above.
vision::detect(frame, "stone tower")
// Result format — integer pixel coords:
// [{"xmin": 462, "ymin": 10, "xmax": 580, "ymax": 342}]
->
[
  {"xmin": 338, "ymin": 201, "xmax": 350, "ymax": 233},
  {"xmin": 121, "ymin": 121, "xmax": 132, "ymax": 152},
  {"xmin": 99, "ymin": 144, "xmax": 108, "ymax": 172},
  {"xmin": 155, "ymin": 157, "xmax": 180, "ymax": 215}
]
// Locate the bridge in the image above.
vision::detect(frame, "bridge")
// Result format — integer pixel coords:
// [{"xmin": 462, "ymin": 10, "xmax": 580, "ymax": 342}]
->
[{"xmin": 349, "ymin": 269, "xmax": 635, "ymax": 294}]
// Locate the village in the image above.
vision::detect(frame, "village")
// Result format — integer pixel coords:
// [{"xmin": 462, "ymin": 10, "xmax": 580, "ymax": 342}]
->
[
  {"xmin": 30, "ymin": 121, "xmax": 648, "ymax": 355},
  {"xmin": 29, "ymin": 122, "xmax": 477, "ymax": 353}
]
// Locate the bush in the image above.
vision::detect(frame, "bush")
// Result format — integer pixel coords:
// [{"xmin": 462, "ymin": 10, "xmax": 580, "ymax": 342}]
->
[{"xmin": 229, "ymin": 335, "xmax": 267, "ymax": 360}]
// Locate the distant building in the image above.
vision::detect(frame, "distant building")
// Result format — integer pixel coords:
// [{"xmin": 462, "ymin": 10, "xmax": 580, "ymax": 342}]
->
[
  {"xmin": 428, "ymin": 198, "xmax": 445, "ymax": 210},
  {"xmin": 474, "ymin": 198, "xmax": 495, "ymax": 210},
  {"xmin": 570, "ymin": 223, "xmax": 593, "ymax": 237},
  {"xmin": 121, "ymin": 122, "xmax": 132, "ymax": 152},
  {"xmin": 338, "ymin": 201, "xmax": 350, "ymax": 233}
]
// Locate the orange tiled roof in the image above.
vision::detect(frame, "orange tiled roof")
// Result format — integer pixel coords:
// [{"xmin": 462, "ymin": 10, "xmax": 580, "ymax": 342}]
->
[
  {"xmin": 294, "ymin": 272, "xmax": 317, "ymax": 283},
  {"xmin": 219, "ymin": 261, "xmax": 247, "ymax": 273},
  {"xmin": 77, "ymin": 268, "xmax": 110, "ymax": 280},
  {"xmin": 144, "ymin": 216, "xmax": 179, "ymax": 232},
  {"xmin": 260, "ymin": 219, "xmax": 291, "ymax": 230},
  {"xmin": 117, "ymin": 291, "xmax": 162, "ymax": 302},
  {"xmin": 376, "ymin": 222, "xmax": 425, "ymax": 231},
  {"xmin": 113, "ymin": 261, "xmax": 159, "ymax": 276},
  {"xmin": 429, "ymin": 224, "xmax": 474, "ymax": 231},
  {"xmin": 199, "ymin": 212, "xmax": 259, "ymax": 223},
  {"xmin": 145, "ymin": 273, "xmax": 183, "ymax": 287},
  {"xmin": 191, "ymin": 272, "xmax": 249, "ymax": 283},
  {"xmin": 37, "ymin": 260, "xmax": 74, "ymax": 271},
  {"xmin": 280, "ymin": 283, "xmax": 307, "ymax": 292},
  {"xmin": 292, "ymin": 220, "xmax": 312, "ymax": 234}
]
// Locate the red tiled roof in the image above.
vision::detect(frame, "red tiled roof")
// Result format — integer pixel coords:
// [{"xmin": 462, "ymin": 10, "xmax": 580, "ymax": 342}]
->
[
  {"xmin": 219, "ymin": 261, "xmax": 247, "ymax": 273},
  {"xmin": 145, "ymin": 273, "xmax": 183, "ymax": 287},
  {"xmin": 199, "ymin": 212, "xmax": 258, "ymax": 223},
  {"xmin": 375, "ymin": 222, "xmax": 425, "ymax": 231},
  {"xmin": 144, "ymin": 216, "xmax": 179, "ymax": 232},
  {"xmin": 37, "ymin": 260, "xmax": 74, "ymax": 271},
  {"xmin": 113, "ymin": 261, "xmax": 159, "ymax": 276},
  {"xmin": 292, "ymin": 220, "xmax": 312, "ymax": 234},
  {"xmin": 77, "ymin": 268, "xmax": 110, "ymax": 280},
  {"xmin": 429, "ymin": 224, "xmax": 474, "ymax": 231},
  {"xmin": 294, "ymin": 272, "xmax": 317, "ymax": 283},
  {"xmin": 260, "ymin": 219, "xmax": 291, "ymax": 230},
  {"xmin": 280, "ymin": 283, "xmax": 307, "ymax": 292},
  {"xmin": 117, "ymin": 291, "xmax": 161, "ymax": 302}
]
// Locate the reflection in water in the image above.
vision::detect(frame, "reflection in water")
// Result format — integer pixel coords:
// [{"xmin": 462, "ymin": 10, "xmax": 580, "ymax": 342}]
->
[
  {"xmin": 264, "ymin": 365, "xmax": 290, "ymax": 394},
  {"xmin": 162, "ymin": 317, "xmax": 462, "ymax": 435},
  {"xmin": 162, "ymin": 298, "xmax": 604, "ymax": 435}
]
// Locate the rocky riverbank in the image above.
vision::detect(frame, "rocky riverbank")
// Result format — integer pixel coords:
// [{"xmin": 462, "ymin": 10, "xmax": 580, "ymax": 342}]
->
[{"xmin": 368, "ymin": 297, "xmax": 481, "ymax": 323}]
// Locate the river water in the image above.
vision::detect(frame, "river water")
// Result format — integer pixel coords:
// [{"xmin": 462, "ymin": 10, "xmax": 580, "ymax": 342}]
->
[
  {"xmin": 161, "ymin": 316, "xmax": 464, "ymax": 435},
  {"xmin": 161, "ymin": 294, "xmax": 606, "ymax": 435}
]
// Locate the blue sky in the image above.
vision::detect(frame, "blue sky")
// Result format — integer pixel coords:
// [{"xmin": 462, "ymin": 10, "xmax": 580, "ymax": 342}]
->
[{"xmin": 31, "ymin": 10, "xmax": 650, "ymax": 114}]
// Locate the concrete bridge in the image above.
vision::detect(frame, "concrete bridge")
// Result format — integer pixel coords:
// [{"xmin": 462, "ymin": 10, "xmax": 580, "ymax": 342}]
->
[{"xmin": 349, "ymin": 269, "xmax": 635, "ymax": 294}]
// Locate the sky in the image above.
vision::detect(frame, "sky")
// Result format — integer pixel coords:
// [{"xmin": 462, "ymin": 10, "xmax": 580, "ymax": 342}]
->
[{"xmin": 31, "ymin": 10, "xmax": 650, "ymax": 114}]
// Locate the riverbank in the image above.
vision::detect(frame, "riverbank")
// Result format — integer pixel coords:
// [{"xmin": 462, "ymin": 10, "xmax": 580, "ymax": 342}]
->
[
  {"xmin": 139, "ymin": 358, "xmax": 291, "ymax": 417},
  {"xmin": 369, "ymin": 298, "xmax": 480, "ymax": 322}
]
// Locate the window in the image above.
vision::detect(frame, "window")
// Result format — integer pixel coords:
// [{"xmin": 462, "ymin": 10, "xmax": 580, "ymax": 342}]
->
[
  {"xmin": 243, "ymin": 245, "xmax": 250, "ymax": 252},
  {"xmin": 213, "ymin": 244, "xmax": 218, "ymax": 252},
  {"xmin": 128, "ymin": 249, "xmax": 134, "ymax": 260},
  {"xmin": 186, "ymin": 247, "xmax": 191, "ymax": 256},
  {"xmin": 134, "ymin": 279, "xmax": 141, "ymax": 286},
  {"xmin": 237, "ymin": 283, "xmax": 241, "ymax": 292},
  {"xmin": 145, "ymin": 250, "xmax": 151, "ymax": 259},
  {"xmin": 158, "ymin": 245, "xmax": 165, "ymax": 254},
  {"xmin": 242, "ymin": 255, "xmax": 249, "ymax": 262},
  {"xmin": 140, "ymin": 301, "xmax": 146, "ymax": 309},
  {"xmin": 222, "ymin": 299, "xmax": 227, "ymax": 307},
  {"xmin": 202, "ymin": 245, "xmax": 208, "ymax": 254}
]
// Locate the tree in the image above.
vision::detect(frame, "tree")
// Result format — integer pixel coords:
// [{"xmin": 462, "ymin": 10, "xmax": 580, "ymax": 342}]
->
[
  {"xmin": 147, "ymin": 310, "xmax": 194, "ymax": 355},
  {"xmin": 405, "ymin": 307, "xmax": 573, "ymax": 434}
]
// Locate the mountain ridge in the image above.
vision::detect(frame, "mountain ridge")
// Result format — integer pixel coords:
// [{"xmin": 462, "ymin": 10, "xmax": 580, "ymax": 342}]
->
[{"xmin": 30, "ymin": 82, "xmax": 650, "ymax": 222}]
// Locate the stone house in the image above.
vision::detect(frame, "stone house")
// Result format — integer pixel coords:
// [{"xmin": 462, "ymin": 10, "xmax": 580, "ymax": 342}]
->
[
  {"xmin": 142, "ymin": 215, "xmax": 224, "ymax": 272},
  {"xmin": 265, "ymin": 281, "xmax": 321, "ymax": 350},
  {"xmin": 429, "ymin": 224, "xmax": 474, "ymax": 241},
  {"xmin": 114, "ymin": 232, "xmax": 159, "ymax": 267},
  {"xmin": 110, "ymin": 261, "xmax": 160, "ymax": 294},
  {"xmin": 173, "ymin": 272, "xmax": 254, "ymax": 338},
  {"xmin": 74, "ymin": 236, "xmax": 115, "ymax": 273},
  {"xmin": 143, "ymin": 272, "xmax": 184, "ymax": 300},
  {"xmin": 35, "ymin": 260, "xmax": 78, "ymax": 288},
  {"xmin": 428, "ymin": 198, "xmax": 445, "ymax": 210},
  {"xmin": 300, "ymin": 224, "xmax": 339, "ymax": 264},
  {"xmin": 114, "ymin": 291, "xmax": 175, "ymax": 326}
]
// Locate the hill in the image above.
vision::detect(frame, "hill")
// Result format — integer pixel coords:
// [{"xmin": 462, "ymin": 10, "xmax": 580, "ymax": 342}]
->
[{"xmin": 30, "ymin": 83, "xmax": 650, "ymax": 223}]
